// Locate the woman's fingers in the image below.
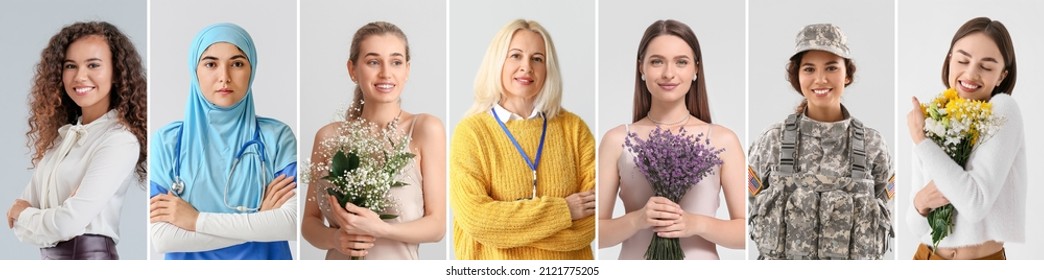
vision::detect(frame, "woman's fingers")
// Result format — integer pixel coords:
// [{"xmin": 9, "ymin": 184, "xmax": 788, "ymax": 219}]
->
[
  {"xmin": 326, "ymin": 195, "xmax": 351, "ymax": 226},
  {"xmin": 262, "ymin": 175, "xmax": 296, "ymax": 211},
  {"xmin": 271, "ymin": 182, "xmax": 297, "ymax": 208}
]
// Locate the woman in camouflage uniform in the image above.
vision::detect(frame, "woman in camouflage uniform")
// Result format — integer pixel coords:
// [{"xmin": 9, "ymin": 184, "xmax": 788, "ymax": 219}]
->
[{"xmin": 747, "ymin": 24, "xmax": 895, "ymax": 260}]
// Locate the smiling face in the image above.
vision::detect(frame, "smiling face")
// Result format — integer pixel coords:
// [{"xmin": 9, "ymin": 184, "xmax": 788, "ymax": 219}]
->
[
  {"xmin": 641, "ymin": 35, "xmax": 696, "ymax": 104},
  {"xmin": 947, "ymin": 32, "xmax": 1008, "ymax": 101},
  {"xmin": 196, "ymin": 42, "xmax": 251, "ymax": 107},
  {"xmin": 348, "ymin": 34, "xmax": 410, "ymax": 104},
  {"xmin": 500, "ymin": 29, "xmax": 547, "ymax": 100},
  {"xmin": 797, "ymin": 50, "xmax": 849, "ymax": 113},
  {"xmin": 62, "ymin": 35, "xmax": 113, "ymax": 115}
]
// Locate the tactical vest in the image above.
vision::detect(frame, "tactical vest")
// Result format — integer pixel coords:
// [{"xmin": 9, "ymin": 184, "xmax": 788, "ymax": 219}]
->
[{"xmin": 750, "ymin": 113, "xmax": 893, "ymax": 259}]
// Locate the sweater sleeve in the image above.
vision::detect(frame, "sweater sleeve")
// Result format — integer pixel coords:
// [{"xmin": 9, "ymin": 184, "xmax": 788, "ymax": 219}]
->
[
  {"xmin": 526, "ymin": 117, "xmax": 596, "ymax": 251},
  {"xmin": 912, "ymin": 94, "xmax": 1023, "ymax": 222},
  {"xmin": 13, "ymin": 132, "xmax": 138, "ymax": 247},
  {"xmin": 450, "ymin": 118, "xmax": 574, "ymax": 249},
  {"xmin": 905, "ymin": 156, "xmax": 931, "ymax": 238}
]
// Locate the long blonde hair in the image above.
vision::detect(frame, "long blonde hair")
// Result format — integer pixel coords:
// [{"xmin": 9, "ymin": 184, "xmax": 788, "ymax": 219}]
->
[{"xmin": 465, "ymin": 19, "xmax": 563, "ymax": 119}]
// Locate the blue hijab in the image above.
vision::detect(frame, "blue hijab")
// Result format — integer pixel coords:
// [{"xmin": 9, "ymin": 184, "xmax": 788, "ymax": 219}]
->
[{"xmin": 150, "ymin": 23, "xmax": 296, "ymax": 260}]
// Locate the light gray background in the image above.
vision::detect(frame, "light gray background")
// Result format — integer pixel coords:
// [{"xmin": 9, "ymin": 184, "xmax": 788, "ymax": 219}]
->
[
  {"xmin": 897, "ymin": 0, "xmax": 1044, "ymax": 259},
  {"xmin": 448, "ymin": 0, "xmax": 597, "ymax": 259},
  {"xmin": 597, "ymin": 0, "xmax": 746, "ymax": 260},
  {"xmin": 149, "ymin": 0, "xmax": 298, "ymax": 260},
  {"xmin": 748, "ymin": 0, "xmax": 896, "ymax": 259},
  {"xmin": 0, "ymin": 0, "xmax": 147, "ymax": 260},
  {"xmin": 299, "ymin": 0, "xmax": 448, "ymax": 260}
]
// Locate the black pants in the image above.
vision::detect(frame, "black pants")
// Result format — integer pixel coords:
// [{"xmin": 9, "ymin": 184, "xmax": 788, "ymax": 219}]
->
[{"xmin": 40, "ymin": 234, "xmax": 119, "ymax": 260}]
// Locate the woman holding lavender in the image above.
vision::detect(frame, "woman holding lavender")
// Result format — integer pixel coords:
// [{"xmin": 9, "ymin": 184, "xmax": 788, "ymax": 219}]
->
[
  {"xmin": 597, "ymin": 20, "xmax": 746, "ymax": 260},
  {"xmin": 747, "ymin": 23, "xmax": 895, "ymax": 260}
]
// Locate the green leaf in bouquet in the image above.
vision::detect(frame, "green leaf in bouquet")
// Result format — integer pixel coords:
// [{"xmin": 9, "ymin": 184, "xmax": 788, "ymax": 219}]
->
[
  {"xmin": 379, "ymin": 214, "xmax": 399, "ymax": 220},
  {"xmin": 330, "ymin": 149, "xmax": 350, "ymax": 178},
  {"xmin": 326, "ymin": 188, "xmax": 350, "ymax": 210},
  {"xmin": 390, "ymin": 181, "xmax": 408, "ymax": 188},
  {"xmin": 928, "ymin": 204, "xmax": 956, "ymax": 250},
  {"xmin": 351, "ymin": 190, "xmax": 367, "ymax": 207},
  {"xmin": 347, "ymin": 151, "xmax": 361, "ymax": 171}
]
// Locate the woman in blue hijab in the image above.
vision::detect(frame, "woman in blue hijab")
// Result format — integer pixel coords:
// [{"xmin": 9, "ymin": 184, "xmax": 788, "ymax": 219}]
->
[{"xmin": 148, "ymin": 23, "xmax": 298, "ymax": 260}]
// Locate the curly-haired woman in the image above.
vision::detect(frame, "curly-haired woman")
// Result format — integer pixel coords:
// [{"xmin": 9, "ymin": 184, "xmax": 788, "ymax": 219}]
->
[{"xmin": 6, "ymin": 21, "xmax": 147, "ymax": 260}]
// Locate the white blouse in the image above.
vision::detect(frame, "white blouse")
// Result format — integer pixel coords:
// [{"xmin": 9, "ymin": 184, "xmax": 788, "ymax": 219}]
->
[
  {"xmin": 14, "ymin": 110, "xmax": 141, "ymax": 247},
  {"xmin": 905, "ymin": 93, "xmax": 1026, "ymax": 247}
]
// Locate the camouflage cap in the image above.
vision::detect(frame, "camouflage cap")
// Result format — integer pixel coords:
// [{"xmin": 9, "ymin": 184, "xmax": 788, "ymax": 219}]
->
[{"xmin": 793, "ymin": 23, "xmax": 850, "ymax": 59}]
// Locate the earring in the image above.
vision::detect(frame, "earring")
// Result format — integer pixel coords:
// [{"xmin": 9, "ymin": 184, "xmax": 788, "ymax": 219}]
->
[
  {"xmin": 641, "ymin": 74, "xmax": 646, "ymax": 81},
  {"xmin": 693, "ymin": 75, "xmax": 698, "ymax": 81}
]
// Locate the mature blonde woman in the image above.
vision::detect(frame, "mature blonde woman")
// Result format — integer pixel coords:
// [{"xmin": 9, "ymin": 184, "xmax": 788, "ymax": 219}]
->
[{"xmin": 450, "ymin": 19, "xmax": 595, "ymax": 260}]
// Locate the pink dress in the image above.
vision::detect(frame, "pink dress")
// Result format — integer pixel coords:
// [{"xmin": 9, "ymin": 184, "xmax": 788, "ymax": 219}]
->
[
  {"xmin": 616, "ymin": 124, "xmax": 722, "ymax": 260},
  {"xmin": 318, "ymin": 118, "xmax": 426, "ymax": 260}
]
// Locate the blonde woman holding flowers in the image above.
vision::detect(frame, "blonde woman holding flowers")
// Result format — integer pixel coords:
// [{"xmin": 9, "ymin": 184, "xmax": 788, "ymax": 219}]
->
[
  {"xmin": 597, "ymin": 19, "xmax": 745, "ymax": 260},
  {"xmin": 748, "ymin": 23, "xmax": 895, "ymax": 260},
  {"xmin": 302, "ymin": 21, "xmax": 446, "ymax": 260},
  {"xmin": 906, "ymin": 17, "xmax": 1024, "ymax": 260},
  {"xmin": 450, "ymin": 19, "xmax": 595, "ymax": 260}
]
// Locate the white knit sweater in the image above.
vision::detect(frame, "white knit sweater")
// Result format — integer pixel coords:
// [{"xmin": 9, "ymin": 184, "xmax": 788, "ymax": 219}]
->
[{"xmin": 905, "ymin": 93, "xmax": 1026, "ymax": 247}]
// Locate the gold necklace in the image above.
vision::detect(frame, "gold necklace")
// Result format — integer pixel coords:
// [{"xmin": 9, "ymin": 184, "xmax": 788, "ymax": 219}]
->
[{"xmin": 647, "ymin": 113, "xmax": 690, "ymax": 126}]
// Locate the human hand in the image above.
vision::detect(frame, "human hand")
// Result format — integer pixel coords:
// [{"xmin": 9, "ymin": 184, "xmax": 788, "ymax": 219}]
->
[
  {"xmin": 326, "ymin": 195, "xmax": 388, "ymax": 238},
  {"xmin": 149, "ymin": 191, "xmax": 200, "ymax": 231},
  {"xmin": 914, "ymin": 181, "xmax": 950, "ymax": 216},
  {"xmin": 907, "ymin": 97, "xmax": 927, "ymax": 144},
  {"xmin": 261, "ymin": 174, "xmax": 296, "ymax": 211},
  {"xmin": 637, "ymin": 196, "xmax": 683, "ymax": 230},
  {"xmin": 653, "ymin": 207, "xmax": 696, "ymax": 239},
  {"xmin": 331, "ymin": 228, "xmax": 374, "ymax": 258},
  {"xmin": 565, "ymin": 190, "xmax": 595, "ymax": 220},
  {"xmin": 7, "ymin": 200, "xmax": 31, "ymax": 229}
]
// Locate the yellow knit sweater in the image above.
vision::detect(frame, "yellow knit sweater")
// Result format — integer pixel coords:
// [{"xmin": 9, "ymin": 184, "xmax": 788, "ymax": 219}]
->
[{"xmin": 450, "ymin": 110, "xmax": 595, "ymax": 260}]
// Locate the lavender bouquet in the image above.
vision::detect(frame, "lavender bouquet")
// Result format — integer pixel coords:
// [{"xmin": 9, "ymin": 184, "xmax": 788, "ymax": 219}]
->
[{"xmin": 625, "ymin": 126, "xmax": 724, "ymax": 260}]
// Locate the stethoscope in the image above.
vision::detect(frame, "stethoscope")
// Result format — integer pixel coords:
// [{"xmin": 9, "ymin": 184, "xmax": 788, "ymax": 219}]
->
[{"xmin": 171, "ymin": 122, "xmax": 268, "ymax": 213}]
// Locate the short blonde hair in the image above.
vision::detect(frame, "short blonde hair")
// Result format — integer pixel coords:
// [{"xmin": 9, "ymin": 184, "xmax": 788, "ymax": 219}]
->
[{"xmin": 466, "ymin": 19, "xmax": 563, "ymax": 119}]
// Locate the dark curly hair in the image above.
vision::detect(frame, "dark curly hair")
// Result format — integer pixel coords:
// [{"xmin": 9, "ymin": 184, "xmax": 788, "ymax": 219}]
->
[{"xmin": 27, "ymin": 21, "xmax": 147, "ymax": 181}]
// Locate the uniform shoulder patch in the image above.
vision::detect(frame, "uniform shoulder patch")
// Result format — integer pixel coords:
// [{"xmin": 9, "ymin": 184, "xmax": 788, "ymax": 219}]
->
[
  {"xmin": 748, "ymin": 165, "xmax": 764, "ymax": 196},
  {"xmin": 885, "ymin": 175, "xmax": 895, "ymax": 200}
]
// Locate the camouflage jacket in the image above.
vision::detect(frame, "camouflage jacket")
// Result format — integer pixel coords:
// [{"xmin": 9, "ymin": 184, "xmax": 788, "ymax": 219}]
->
[{"xmin": 747, "ymin": 110, "xmax": 895, "ymax": 259}]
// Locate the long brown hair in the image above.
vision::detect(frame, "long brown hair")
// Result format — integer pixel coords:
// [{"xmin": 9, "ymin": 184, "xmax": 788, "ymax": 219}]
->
[
  {"xmin": 942, "ymin": 17, "xmax": 1016, "ymax": 96},
  {"xmin": 347, "ymin": 21, "xmax": 410, "ymax": 119},
  {"xmin": 633, "ymin": 19, "xmax": 710, "ymax": 123},
  {"xmin": 27, "ymin": 21, "xmax": 147, "ymax": 181},
  {"xmin": 785, "ymin": 51, "xmax": 857, "ymax": 113}
]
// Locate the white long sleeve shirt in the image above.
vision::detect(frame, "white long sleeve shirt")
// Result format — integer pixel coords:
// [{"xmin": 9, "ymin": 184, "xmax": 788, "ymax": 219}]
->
[
  {"xmin": 906, "ymin": 93, "xmax": 1026, "ymax": 247},
  {"xmin": 14, "ymin": 110, "xmax": 141, "ymax": 247},
  {"xmin": 149, "ymin": 193, "xmax": 297, "ymax": 253}
]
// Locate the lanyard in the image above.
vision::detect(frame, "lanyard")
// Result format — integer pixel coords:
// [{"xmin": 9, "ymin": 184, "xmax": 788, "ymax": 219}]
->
[{"xmin": 492, "ymin": 108, "xmax": 547, "ymax": 198}]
